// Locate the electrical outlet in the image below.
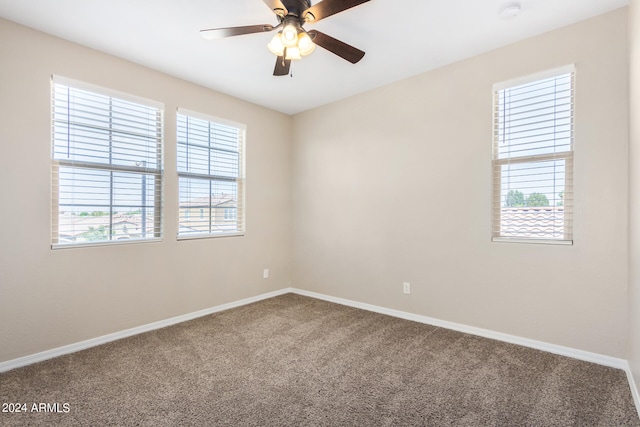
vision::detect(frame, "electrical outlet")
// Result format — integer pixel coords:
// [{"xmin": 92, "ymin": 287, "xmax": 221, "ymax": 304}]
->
[
  {"xmin": 263, "ymin": 269, "xmax": 269, "ymax": 279},
  {"xmin": 403, "ymin": 282, "xmax": 411, "ymax": 294}
]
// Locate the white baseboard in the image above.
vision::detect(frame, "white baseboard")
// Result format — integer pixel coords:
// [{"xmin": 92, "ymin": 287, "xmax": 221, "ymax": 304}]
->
[
  {"xmin": 289, "ymin": 288, "xmax": 629, "ymax": 370},
  {"xmin": 626, "ymin": 366, "xmax": 640, "ymax": 419},
  {"xmin": 0, "ymin": 288, "xmax": 292, "ymax": 373},
  {"xmin": 0, "ymin": 286, "xmax": 632, "ymax": 379}
]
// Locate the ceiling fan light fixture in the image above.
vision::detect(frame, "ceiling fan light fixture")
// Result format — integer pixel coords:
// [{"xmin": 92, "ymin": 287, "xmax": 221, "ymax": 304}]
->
[
  {"xmin": 285, "ymin": 46, "xmax": 302, "ymax": 60},
  {"xmin": 298, "ymin": 32, "xmax": 315, "ymax": 56},
  {"xmin": 281, "ymin": 22, "xmax": 299, "ymax": 48},
  {"xmin": 267, "ymin": 32, "xmax": 285, "ymax": 56}
]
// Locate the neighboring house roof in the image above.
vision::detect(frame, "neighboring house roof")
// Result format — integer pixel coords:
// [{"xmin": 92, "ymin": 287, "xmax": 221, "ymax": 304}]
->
[
  {"xmin": 58, "ymin": 212, "xmax": 150, "ymax": 240},
  {"xmin": 499, "ymin": 206, "xmax": 566, "ymax": 239},
  {"xmin": 58, "ymin": 194, "xmax": 237, "ymax": 241},
  {"xmin": 179, "ymin": 195, "xmax": 236, "ymax": 208}
]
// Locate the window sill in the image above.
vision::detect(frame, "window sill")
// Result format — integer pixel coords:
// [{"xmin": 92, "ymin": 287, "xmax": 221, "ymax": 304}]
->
[
  {"xmin": 52, "ymin": 237, "xmax": 163, "ymax": 250},
  {"xmin": 492, "ymin": 237, "xmax": 573, "ymax": 246}
]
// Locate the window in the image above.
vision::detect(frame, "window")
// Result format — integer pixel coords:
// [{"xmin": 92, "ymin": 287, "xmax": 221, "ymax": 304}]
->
[
  {"xmin": 177, "ymin": 109, "xmax": 245, "ymax": 238},
  {"xmin": 224, "ymin": 208, "xmax": 237, "ymax": 221},
  {"xmin": 492, "ymin": 66, "xmax": 574, "ymax": 244},
  {"xmin": 51, "ymin": 76, "xmax": 164, "ymax": 247}
]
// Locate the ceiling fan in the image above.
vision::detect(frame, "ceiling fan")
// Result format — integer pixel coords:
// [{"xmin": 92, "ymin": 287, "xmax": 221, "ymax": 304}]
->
[{"xmin": 200, "ymin": 0, "xmax": 371, "ymax": 76}]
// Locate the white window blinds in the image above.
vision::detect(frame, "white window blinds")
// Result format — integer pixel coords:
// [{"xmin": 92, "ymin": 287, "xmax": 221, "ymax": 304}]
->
[
  {"xmin": 492, "ymin": 66, "xmax": 574, "ymax": 244},
  {"xmin": 177, "ymin": 109, "xmax": 245, "ymax": 238},
  {"xmin": 51, "ymin": 76, "xmax": 164, "ymax": 247}
]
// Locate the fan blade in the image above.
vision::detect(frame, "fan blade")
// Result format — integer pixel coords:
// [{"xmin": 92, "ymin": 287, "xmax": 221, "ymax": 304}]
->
[
  {"xmin": 273, "ymin": 56, "xmax": 292, "ymax": 76},
  {"xmin": 262, "ymin": 0, "xmax": 288, "ymax": 17},
  {"xmin": 200, "ymin": 24, "xmax": 274, "ymax": 40},
  {"xmin": 308, "ymin": 30, "xmax": 365, "ymax": 64},
  {"xmin": 303, "ymin": 0, "xmax": 370, "ymax": 22}
]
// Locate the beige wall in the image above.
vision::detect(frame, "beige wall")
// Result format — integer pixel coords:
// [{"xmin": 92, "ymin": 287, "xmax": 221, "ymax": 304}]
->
[
  {"xmin": 0, "ymin": 18, "xmax": 292, "ymax": 363},
  {"xmin": 0, "ymin": 7, "xmax": 634, "ymax": 366},
  {"xmin": 292, "ymin": 9, "xmax": 630, "ymax": 357},
  {"xmin": 629, "ymin": 0, "xmax": 640, "ymax": 394}
]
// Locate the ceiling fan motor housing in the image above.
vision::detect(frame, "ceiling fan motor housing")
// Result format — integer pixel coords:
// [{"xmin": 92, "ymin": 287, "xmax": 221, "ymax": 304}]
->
[{"xmin": 280, "ymin": 0, "xmax": 312, "ymax": 20}]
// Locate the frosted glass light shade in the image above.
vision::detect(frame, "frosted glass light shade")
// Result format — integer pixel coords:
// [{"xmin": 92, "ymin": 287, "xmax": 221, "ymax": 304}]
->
[
  {"xmin": 298, "ymin": 32, "xmax": 315, "ymax": 56},
  {"xmin": 281, "ymin": 23, "xmax": 298, "ymax": 48},
  {"xmin": 267, "ymin": 33, "xmax": 285, "ymax": 56},
  {"xmin": 285, "ymin": 46, "xmax": 301, "ymax": 60}
]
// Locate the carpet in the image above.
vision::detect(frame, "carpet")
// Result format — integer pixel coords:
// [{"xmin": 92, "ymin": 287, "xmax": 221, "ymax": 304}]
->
[{"xmin": 1, "ymin": 293, "xmax": 638, "ymax": 426}]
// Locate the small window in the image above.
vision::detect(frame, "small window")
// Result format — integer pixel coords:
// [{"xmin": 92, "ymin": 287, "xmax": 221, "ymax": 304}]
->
[
  {"xmin": 51, "ymin": 76, "xmax": 164, "ymax": 248},
  {"xmin": 492, "ymin": 66, "xmax": 574, "ymax": 244},
  {"xmin": 177, "ymin": 109, "xmax": 245, "ymax": 238},
  {"xmin": 224, "ymin": 208, "xmax": 237, "ymax": 221}
]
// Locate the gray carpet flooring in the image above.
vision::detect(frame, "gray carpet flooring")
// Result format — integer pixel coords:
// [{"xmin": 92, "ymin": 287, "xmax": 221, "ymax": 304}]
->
[{"xmin": 1, "ymin": 293, "xmax": 638, "ymax": 426}]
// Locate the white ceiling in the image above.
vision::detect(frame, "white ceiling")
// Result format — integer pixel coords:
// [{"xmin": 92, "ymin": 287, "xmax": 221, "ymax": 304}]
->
[{"xmin": 0, "ymin": 0, "xmax": 629, "ymax": 114}]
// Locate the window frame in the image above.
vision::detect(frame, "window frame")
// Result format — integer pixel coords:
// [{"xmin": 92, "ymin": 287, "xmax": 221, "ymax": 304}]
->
[
  {"xmin": 51, "ymin": 76, "xmax": 164, "ymax": 249},
  {"xmin": 491, "ymin": 65, "xmax": 575, "ymax": 245},
  {"xmin": 176, "ymin": 108, "xmax": 246, "ymax": 240}
]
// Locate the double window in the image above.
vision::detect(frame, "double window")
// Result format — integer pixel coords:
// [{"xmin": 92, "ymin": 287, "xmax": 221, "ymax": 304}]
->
[
  {"xmin": 492, "ymin": 66, "xmax": 574, "ymax": 244},
  {"xmin": 51, "ymin": 79, "xmax": 247, "ymax": 246},
  {"xmin": 51, "ymin": 77, "xmax": 164, "ymax": 247},
  {"xmin": 177, "ymin": 110, "xmax": 245, "ymax": 238}
]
